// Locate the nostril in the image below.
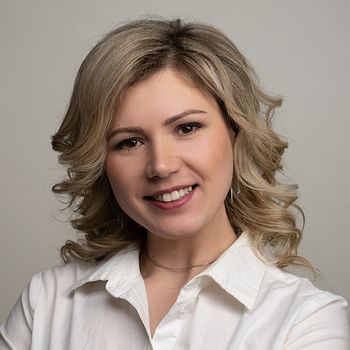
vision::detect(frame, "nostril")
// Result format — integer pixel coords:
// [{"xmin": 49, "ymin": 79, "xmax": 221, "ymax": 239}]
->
[{"xmin": 146, "ymin": 151, "xmax": 181, "ymax": 179}]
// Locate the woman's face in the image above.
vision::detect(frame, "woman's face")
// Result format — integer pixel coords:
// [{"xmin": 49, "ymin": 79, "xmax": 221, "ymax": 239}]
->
[{"xmin": 105, "ymin": 68, "xmax": 234, "ymax": 240}]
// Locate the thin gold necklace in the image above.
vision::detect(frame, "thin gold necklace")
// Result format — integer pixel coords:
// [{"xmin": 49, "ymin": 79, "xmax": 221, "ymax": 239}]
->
[{"xmin": 144, "ymin": 249, "xmax": 217, "ymax": 272}]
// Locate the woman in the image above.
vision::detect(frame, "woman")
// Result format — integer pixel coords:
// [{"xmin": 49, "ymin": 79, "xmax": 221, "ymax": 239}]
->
[{"xmin": 1, "ymin": 18, "xmax": 349, "ymax": 349}]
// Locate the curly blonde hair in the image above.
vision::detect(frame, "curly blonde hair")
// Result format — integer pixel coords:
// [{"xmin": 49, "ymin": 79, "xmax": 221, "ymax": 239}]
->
[{"xmin": 52, "ymin": 18, "xmax": 315, "ymax": 274}]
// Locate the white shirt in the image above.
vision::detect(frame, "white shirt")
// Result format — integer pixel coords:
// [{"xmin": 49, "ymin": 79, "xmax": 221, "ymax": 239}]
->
[{"xmin": 1, "ymin": 232, "xmax": 349, "ymax": 349}]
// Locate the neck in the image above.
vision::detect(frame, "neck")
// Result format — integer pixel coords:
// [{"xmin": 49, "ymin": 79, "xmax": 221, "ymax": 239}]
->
[{"xmin": 140, "ymin": 210, "xmax": 237, "ymax": 280}]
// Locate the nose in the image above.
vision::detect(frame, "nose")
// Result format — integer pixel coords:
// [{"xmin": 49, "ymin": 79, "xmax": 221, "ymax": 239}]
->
[{"xmin": 146, "ymin": 139, "xmax": 181, "ymax": 179}]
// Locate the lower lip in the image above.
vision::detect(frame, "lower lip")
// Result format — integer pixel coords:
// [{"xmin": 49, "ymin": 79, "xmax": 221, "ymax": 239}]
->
[{"xmin": 147, "ymin": 187, "xmax": 197, "ymax": 210}]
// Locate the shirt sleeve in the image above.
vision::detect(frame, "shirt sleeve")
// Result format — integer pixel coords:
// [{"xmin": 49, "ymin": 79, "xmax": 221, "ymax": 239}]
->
[
  {"xmin": 284, "ymin": 295, "xmax": 350, "ymax": 350},
  {"xmin": 0, "ymin": 273, "xmax": 42, "ymax": 350}
]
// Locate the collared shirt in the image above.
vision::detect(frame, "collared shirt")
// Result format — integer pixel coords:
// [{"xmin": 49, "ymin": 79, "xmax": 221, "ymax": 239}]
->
[{"xmin": 1, "ymin": 232, "xmax": 349, "ymax": 349}]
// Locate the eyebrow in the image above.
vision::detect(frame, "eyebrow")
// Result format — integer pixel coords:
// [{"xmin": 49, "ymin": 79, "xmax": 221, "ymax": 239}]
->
[{"xmin": 107, "ymin": 109, "xmax": 207, "ymax": 140}]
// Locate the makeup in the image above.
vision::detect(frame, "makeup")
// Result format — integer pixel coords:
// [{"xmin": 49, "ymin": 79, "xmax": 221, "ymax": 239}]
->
[{"xmin": 146, "ymin": 186, "xmax": 197, "ymax": 210}]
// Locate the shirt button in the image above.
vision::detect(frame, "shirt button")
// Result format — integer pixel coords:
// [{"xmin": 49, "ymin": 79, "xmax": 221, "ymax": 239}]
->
[{"xmin": 178, "ymin": 304, "xmax": 189, "ymax": 313}]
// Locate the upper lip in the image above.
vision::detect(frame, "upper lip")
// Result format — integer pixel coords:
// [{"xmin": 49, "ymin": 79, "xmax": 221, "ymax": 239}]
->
[{"xmin": 146, "ymin": 184, "xmax": 196, "ymax": 197}]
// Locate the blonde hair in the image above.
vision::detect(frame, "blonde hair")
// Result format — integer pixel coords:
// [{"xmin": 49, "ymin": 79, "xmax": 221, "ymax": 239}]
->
[{"xmin": 52, "ymin": 18, "xmax": 316, "ymax": 275}]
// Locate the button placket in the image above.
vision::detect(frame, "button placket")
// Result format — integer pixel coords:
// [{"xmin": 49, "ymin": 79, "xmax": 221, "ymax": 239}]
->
[
  {"xmin": 176, "ymin": 281, "xmax": 200, "ymax": 315},
  {"xmin": 151, "ymin": 278, "xmax": 204, "ymax": 348},
  {"xmin": 177, "ymin": 304, "xmax": 189, "ymax": 314}
]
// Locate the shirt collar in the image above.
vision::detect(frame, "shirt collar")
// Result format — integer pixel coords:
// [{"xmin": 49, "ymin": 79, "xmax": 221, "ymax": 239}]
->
[
  {"xmin": 66, "ymin": 232, "xmax": 267, "ymax": 310},
  {"xmin": 195, "ymin": 232, "xmax": 267, "ymax": 310},
  {"xmin": 66, "ymin": 244, "xmax": 142, "ymax": 296}
]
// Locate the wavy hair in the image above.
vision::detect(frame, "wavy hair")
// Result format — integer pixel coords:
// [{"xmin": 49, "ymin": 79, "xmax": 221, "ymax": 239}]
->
[{"xmin": 52, "ymin": 18, "xmax": 316, "ymax": 275}]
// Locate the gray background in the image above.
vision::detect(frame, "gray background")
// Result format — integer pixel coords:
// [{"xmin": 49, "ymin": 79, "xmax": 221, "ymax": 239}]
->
[{"xmin": 1, "ymin": 0, "xmax": 349, "ymax": 322}]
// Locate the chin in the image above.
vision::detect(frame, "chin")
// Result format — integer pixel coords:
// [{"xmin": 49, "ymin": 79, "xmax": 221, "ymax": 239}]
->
[{"xmin": 146, "ymin": 220, "xmax": 205, "ymax": 241}]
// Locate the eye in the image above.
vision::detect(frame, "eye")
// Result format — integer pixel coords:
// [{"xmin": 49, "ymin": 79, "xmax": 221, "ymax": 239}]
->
[
  {"xmin": 112, "ymin": 137, "xmax": 142, "ymax": 151},
  {"xmin": 177, "ymin": 122, "xmax": 202, "ymax": 136}
]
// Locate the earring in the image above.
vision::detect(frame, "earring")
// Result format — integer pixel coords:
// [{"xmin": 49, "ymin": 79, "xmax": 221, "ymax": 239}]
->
[{"xmin": 229, "ymin": 187, "xmax": 241, "ymax": 204}]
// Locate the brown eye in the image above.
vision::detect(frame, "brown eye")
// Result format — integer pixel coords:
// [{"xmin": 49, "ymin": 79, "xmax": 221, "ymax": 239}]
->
[
  {"xmin": 114, "ymin": 138, "xmax": 142, "ymax": 150},
  {"xmin": 178, "ymin": 122, "xmax": 202, "ymax": 135}
]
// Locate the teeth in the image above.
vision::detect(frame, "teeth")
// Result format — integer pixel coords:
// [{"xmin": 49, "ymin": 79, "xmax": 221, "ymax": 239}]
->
[
  {"xmin": 154, "ymin": 186, "xmax": 193, "ymax": 202},
  {"xmin": 171, "ymin": 191, "xmax": 180, "ymax": 201},
  {"xmin": 163, "ymin": 193, "xmax": 172, "ymax": 202}
]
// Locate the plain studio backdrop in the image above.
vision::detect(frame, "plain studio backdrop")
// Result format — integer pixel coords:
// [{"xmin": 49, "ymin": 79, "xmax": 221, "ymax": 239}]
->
[{"xmin": 0, "ymin": 0, "xmax": 349, "ymax": 323}]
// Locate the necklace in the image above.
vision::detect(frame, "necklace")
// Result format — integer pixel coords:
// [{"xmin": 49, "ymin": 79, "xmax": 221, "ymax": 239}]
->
[{"xmin": 144, "ymin": 249, "xmax": 217, "ymax": 272}]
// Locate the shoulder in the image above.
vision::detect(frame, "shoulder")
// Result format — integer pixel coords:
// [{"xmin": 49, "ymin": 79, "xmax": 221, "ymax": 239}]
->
[
  {"xmin": 36, "ymin": 245, "xmax": 140, "ymax": 296},
  {"xmin": 40, "ymin": 260, "xmax": 98, "ymax": 288},
  {"xmin": 262, "ymin": 264, "xmax": 349, "ymax": 327},
  {"xmin": 254, "ymin": 265, "xmax": 350, "ymax": 347},
  {"xmin": 268, "ymin": 267, "xmax": 350, "ymax": 348},
  {"xmin": 265, "ymin": 265, "xmax": 348, "ymax": 307},
  {"xmin": 0, "ymin": 260, "xmax": 99, "ymax": 348},
  {"xmin": 24, "ymin": 260, "xmax": 98, "ymax": 306}
]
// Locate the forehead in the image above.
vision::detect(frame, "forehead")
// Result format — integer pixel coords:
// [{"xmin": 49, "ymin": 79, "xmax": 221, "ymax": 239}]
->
[{"xmin": 112, "ymin": 68, "xmax": 219, "ymax": 126}]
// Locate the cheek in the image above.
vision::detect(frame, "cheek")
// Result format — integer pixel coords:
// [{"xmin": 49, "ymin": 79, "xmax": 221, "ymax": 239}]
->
[
  {"xmin": 199, "ymin": 129, "xmax": 234, "ymax": 182},
  {"xmin": 105, "ymin": 155, "xmax": 148, "ymax": 215},
  {"xmin": 105, "ymin": 158, "xmax": 132, "ymax": 201},
  {"xmin": 214, "ymin": 140, "xmax": 234, "ymax": 185}
]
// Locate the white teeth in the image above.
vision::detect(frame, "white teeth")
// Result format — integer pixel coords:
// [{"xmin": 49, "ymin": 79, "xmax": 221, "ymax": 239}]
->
[
  {"xmin": 171, "ymin": 191, "xmax": 180, "ymax": 201},
  {"xmin": 154, "ymin": 186, "xmax": 194, "ymax": 202},
  {"xmin": 163, "ymin": 193, "xmax": 172, "ymax": 202}
]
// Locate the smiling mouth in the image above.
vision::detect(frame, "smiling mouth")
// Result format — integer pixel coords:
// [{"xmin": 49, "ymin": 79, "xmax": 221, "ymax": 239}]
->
[{"xmin": 145, "ymin": 185, "xmax": 198, "ymax": 203}]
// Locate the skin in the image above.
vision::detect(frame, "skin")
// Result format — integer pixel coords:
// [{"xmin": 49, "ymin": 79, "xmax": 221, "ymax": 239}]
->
[{"xmin": 105, "ymin": 68, "xmax": 237, "ymax": 335}]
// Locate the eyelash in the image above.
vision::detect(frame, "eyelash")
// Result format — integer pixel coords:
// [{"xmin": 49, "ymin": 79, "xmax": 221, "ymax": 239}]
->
[
  {"xmin": 176, "ymin": 122, "xmax": 202, "ymax": 136},
  {"xmin": 112, "ymin": 122, "xmax": 202, "ymax": 151},
  {"xmin": 112, "ymin": 137, "xmax": 143, "ymax": 151}
]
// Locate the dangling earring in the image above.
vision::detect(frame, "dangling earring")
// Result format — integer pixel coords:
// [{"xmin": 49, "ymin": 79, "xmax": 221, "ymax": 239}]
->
[
  {"xmin": 229, "ymin": 187, "xmax": 241, "ymax": 204},
  {"xmin": 230, "ymin": 187, "xmax": 234, "ymax": 203}
]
